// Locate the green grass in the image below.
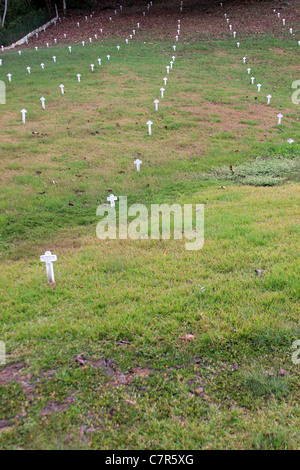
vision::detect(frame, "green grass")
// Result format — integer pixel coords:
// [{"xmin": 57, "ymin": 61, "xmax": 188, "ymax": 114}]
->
[{"xmin": 0, "ymin": 25, "xmax": 299, "ymax": 450}]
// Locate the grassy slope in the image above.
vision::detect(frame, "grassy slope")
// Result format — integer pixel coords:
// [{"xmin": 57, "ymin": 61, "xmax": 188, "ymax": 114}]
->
[{"xmin": 0, "ymin": 17, "xmax": 299, "ymax": 449}]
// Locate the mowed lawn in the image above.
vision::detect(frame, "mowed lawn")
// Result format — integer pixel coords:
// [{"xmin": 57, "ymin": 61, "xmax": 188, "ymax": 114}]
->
[{"xmin": 0, "ymin": 24, "xmax": 299, "ymax": 449}]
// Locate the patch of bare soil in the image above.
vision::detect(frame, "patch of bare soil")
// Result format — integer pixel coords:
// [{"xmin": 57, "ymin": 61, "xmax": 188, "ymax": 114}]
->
[
  {"xmin": 81, "ymin": 355, "xmax": 154, "ymax": 386},
  {"xmin": 13, "ymin": 0, "xmax": 300, "ymax": 51},
  {"xmin": 182, "ymin": 100, "xmax": 280, "ymax": 132},
  {"xmin": 0, "ymin": 362, "xmax": 35, "ymax": 394},
  {"xmin": 39, "ymin": 396, "xmax": 75, "ymax": 416}
]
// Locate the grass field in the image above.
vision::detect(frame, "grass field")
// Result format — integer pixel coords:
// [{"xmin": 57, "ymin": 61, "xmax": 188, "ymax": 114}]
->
[{"xmin": 0, "ymin": 3, "xmax": 299, "ymax": 449}]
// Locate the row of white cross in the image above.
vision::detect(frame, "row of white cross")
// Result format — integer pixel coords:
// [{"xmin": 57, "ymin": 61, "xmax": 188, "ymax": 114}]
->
[
  {"xmin": 221, "ymin": 4, "xmax": 297, "ymax": 132},
  {"xmin": 110, "ymin": 2, "xmax": 184, "ymax": 211},
  {"xmin": 1, "ymin": 3, "xmax": 155, "ymax": 124}
]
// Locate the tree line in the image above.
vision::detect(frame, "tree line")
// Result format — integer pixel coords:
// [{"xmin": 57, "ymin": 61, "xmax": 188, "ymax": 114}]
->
[{"xmin": 0, "ymin": 0, "xmax": 98, "ymax": 28}]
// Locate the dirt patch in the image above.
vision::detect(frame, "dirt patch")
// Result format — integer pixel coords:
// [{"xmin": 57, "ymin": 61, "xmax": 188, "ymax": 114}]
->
[
  {"xmin": 39, "ymin": 396, "xmax": 75, "ymax": 416},
  {"xmin": 0, "ymin": 362, "xmax": 35, "ymax": 394},
  {"xmin": 179, "ymin": 101, "xmax": 280, "ymax": 135},
  {"xmin": 82, "ymin": 356, "xmax": 153, "ymax": 387},
  {"xmin": 9, "ymin": 0, "xmax": 300, "ymax": 51},
  {"xmin": 0, "ymin": 419, "xmax": 15, "ymax": 431}
]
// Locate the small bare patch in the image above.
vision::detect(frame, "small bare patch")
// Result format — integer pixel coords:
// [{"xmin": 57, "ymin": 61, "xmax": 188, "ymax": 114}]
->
[
  {"xmin": 39, "ymin": 396, "xmax": 75, "ymax": 416},
  {"xmin": 0, "ymin": 362, "xmax": 35, "ymax": 393}
]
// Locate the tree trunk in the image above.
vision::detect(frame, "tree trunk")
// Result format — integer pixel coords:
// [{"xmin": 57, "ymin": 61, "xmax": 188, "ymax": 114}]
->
[
  {"xmin": 2, "ymin": 0, "xmax": 8, "ymax": 27},
  {"xmin": 63, "ymin": 0, "xmax": 67, "ymax": 16}
]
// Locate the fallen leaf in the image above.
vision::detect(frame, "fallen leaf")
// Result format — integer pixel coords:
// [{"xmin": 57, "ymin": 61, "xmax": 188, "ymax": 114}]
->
[
  {"xmin": 75, "ymin": 353, "xmax": 86, "ymax": 366},
  {"xmin": 179, "ymin": 334, "xmax": 194, "ymax": 341}
]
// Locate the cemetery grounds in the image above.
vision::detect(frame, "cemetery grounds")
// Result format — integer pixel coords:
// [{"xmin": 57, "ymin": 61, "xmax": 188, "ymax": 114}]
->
[{"xmin": 0, "ymin": 0, "xmax": 299, "ymax": 450}]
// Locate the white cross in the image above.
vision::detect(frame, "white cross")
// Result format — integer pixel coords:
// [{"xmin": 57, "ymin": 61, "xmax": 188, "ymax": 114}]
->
[
  {"xmin": 7, "ymin": 73, "xmax": 12, "ymax": 82},
  {"xmin": 154, "ymin": 99, "xmax": 159, "ymax": 111},
  {"xmin": 166, "ymin": 65, "xmax": 170, "ymax": 74},
  {"xmin": 282, "ymin": 18, "xmax": 285, "ymax": 25},
  {"xmin": 89, "ymin": 37, "xmax": 92, "ymax": 43},
  {"xmin": 257, "ymin": 83, "xmax": 262, "ymax": 92},
  {"xmin": 233, "ymin": 31, "xmax": 236, "ymax": 38},
  {"xmin": 27, "ymin": 66, "xmax": 31, "ymax": 74},
  {"xmin": 35, "ymin": 46, "xmax": 38, "ymax": 51},
  {"xmin": 82, "ymin": 41, "xmax": 85, "ymax": 46},
  {"xmin": 107, "ymin": 194, "xmax": 117, "ymax": 207},
  {"xmin": 237, "ymin": 42, "xmax": 240, "ymax": 48},
  {"xmin": 247, "ymin": 68, "xmax": 251, "ymax": 74},
  {"xmin": 147, "ymin": 120, "xmax": 153, "ymax": 135},
  {"xmin": 287, "ymin": 138, "xmax": 294, "ymax": 144},
  {"xmin": 251, "ymin": 76, "xmax": 255, "ymax": 84},
  {"xmin": 176, "ymin": 35, "xmax": 178, "ymax": 41},
  {"xmin": 60, "ymin": 84, "xmax": 65, "ymax": 94},
  {"xmin": 107, "ymin": 55, "xmax": 110, "ymax": 60},
  {"xmin": 18, "ymin": 50, "xmax": 22, "ymax": 55},
  {"xmin": 40, "ymin": 97, "xmax": 46, "ymax": 109},
  {"xmin": 170, "ymin": 61, "xmax": 173, "ymax": 69},
  {"xmin": 277, "ymin": 113, "xmax": 283, "ymax": 125},
  {"xmin": 243, "ymin": 57, "xmax": 247, "ymax": 63},
  {"xmin": 134, "ymin": 159, "xmax": 142, "ymax": 171},
  {"xmin": 117, "ymin": 45, "xmax": 120, "ymax": 50},
  {"xmin": 173, "ymin": 45, "xmax": 176, "ymax": 51},
  {"xmin": 46, "ymin": 43, "xmax": 49, "ymax": 47},
  {"xmin": 40, "ymin": 251, "xmax": 57, "ymax": 283},
  {"xmin": 21, "ymin": 108, "xmax": 27, "ymax": 124},
  {"xmin": 53, "ymin": 56, "xmax": 56, "ymax": 62},
  {"xmin": 160, "ymin": 87, "xmax": 165, "ymax": 98},
  {"xmin": 98, "ymin": 58, "xmax": 101, "ymax": 65},
  {"xmin": 267, "ymin": 94, "xmax": 272, "ymax": 105},
  {"xmin": 68, "ymin": 46, "xmax": 72, "ymax": 52},
  {"xmin": 163, "ymin": 77, "xmax": 167, "ymax": 85},
  {"xmin": 41, "ymin": 63, "xmax": 45, "ymax": 69},
  {"xmin": 91, "ymin": 64, "xmax": 95, "ymax": 71},
  {"xmin": 54, "ymin": 38, "xmax": 57, "ymax": 44},
  {"xmin": 290, "ymin": 28, "xmax": 293, "ymax": 34},
  {"xmin": 77, "ymin": 73, "xmax": 81, "ymax": 82}
]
